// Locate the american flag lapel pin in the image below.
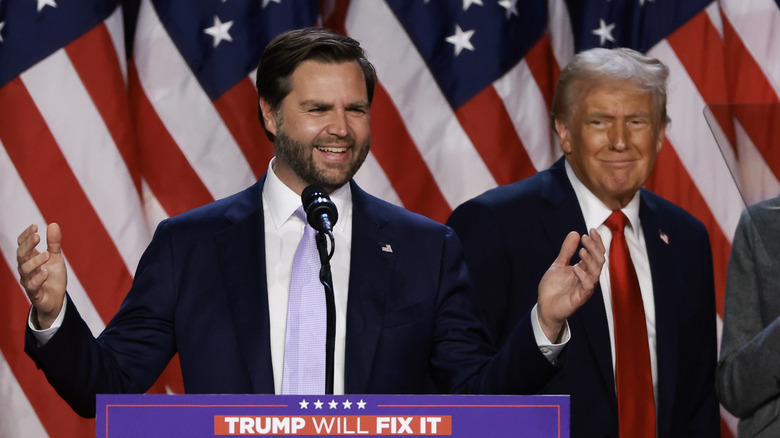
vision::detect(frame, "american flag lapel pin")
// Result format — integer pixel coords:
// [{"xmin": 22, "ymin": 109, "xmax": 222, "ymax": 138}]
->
[
  {"xmin": 381, "ymin": 243, "xmax": 393, "ymax": 253},
  {"xmin": 659, "ymin": 230, "xmax": 669, "ymax": 245}
]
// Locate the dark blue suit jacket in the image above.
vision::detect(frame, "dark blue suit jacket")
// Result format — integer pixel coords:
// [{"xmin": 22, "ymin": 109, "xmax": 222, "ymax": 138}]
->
[
  {"xmin": 26, "ymin": 176, "xmax": 559, "ymax": 418},
  {"xmin": 447, "ymin": 159, "xmax": 720, "ymax": 438}
]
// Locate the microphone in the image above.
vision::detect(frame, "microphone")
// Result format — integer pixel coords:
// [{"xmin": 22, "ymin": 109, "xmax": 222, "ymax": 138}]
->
[
  {"xmin": 302, "ymin": 185, "xmax": 338, "ymax": 395},
  {"xmin": 301, "ymin": 184, "xmax": 338, "ymax": 234}
]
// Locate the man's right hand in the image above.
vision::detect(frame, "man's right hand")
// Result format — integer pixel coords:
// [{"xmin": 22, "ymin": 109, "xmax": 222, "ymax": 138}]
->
[
  {"xmin": 17, "ymin": 223, "xmax": 68, "ymax": 329},
  {"xmin": 537, "ymin": 229, "xmax": 605, "ymax": 342}
]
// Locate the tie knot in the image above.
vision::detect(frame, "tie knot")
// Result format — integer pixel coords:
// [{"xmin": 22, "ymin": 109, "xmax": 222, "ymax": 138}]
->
[
  {"xmin": 295, "ymin": 206, "xmax": 317, "ymax": 239},
  {"xmin": 294, "ymin": 206, "xmax": 307, "ymax": 223},
  {"xmin": 604, "ymin": 210, "xmax": 629, "ymax": 233}
]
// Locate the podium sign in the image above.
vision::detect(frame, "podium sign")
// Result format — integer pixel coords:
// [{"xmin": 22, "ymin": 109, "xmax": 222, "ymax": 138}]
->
[{"xmin": 97, "ymin": 394, "xmax": 569, "ymax": 437}]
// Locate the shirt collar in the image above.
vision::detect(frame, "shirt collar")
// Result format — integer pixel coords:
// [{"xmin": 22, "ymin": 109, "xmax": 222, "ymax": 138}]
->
[
  {"xmin": 263, "ymin": 157, "xmax": 352, "ymax": 231},
  {"xmin": 564, "ymin": 159, "xmax": 641, "ymax": 238}
]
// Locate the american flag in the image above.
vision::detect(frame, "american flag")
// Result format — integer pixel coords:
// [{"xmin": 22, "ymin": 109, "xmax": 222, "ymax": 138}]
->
[{"xmin": 0, "ymin": 0, "xmax": 776, "ymax": 436}]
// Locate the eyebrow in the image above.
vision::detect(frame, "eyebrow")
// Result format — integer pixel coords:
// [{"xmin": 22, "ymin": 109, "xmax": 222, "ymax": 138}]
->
[
  {"xmin": 299, "ymin": 100, "xmax": 330, "ymax": 108},
  {"xmin": 586, "ymin": 110, "xmax": 653, "ymax": 118},
  {"xmin": 346, "ymin": 101, "xmax": 370, "ymax": 111}
]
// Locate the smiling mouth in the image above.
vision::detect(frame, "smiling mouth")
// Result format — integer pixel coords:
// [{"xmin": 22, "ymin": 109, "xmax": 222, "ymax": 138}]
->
[
  {"xmin": 602, "ymin": 159, "xmax": 637, "ymax": 166},
  {"xmin": 317, "ymin": 146, "xmax": 348, "ymax": 153}
]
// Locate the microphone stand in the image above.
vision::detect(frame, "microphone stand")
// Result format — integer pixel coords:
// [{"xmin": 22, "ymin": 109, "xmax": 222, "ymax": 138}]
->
[{"xmin": 315, "ymin": 230, "xmax": 336, "ymax": 395}]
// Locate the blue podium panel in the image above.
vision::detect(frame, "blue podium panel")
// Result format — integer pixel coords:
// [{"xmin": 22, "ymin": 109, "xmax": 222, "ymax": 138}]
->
[{"xmin": 97, "ymin": 394, "xmax": 569, "ymax": 437}]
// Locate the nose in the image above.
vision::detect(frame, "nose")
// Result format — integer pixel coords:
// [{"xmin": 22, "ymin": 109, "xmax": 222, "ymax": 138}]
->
[
  {"xmin": 610, "ymin": 123, "xmax": 628, "ymax": 151},
  {"xmin": 327, "ymin": 110, "xmax": 349, "ymax": 137}
]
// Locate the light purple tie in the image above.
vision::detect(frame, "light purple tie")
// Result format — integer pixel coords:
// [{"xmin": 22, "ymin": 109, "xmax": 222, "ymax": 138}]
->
[{"xmin": 281, "ymin": 207, "xmax": 326, "ymax": 394}]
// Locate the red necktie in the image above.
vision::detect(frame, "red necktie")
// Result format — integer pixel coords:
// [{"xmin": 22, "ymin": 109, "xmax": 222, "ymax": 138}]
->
[{"xmin": 605, "ymin": 211, "xmax": 656, "ymax": 438}]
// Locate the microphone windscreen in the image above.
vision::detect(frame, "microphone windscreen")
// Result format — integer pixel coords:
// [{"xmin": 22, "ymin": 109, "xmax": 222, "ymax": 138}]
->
[{"xmin": 301, "ymin": 184, "xmax": 338, "ymax": 230}]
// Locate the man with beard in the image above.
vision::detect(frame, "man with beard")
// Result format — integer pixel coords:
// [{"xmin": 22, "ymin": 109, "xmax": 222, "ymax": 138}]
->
[{"xmin": 17, "ymin": 28, "xmax": 604, "ymax": 419}]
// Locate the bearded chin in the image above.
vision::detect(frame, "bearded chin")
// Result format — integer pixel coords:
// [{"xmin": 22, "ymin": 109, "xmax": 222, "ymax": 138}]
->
[{"xmin": 274, "ymin": 128, "xmax": 370, "ymax": 193}]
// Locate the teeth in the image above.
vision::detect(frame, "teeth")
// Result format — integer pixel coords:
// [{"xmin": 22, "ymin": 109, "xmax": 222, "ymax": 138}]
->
[{"xmin": 318, "ymin": 146, "xmax": 347, "ymax": 153}]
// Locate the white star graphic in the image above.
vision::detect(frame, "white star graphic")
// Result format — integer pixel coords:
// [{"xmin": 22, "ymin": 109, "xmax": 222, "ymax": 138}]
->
[
  {"xmin": 498, "ymin": 0, "xmax": 519, "ymax": 19},
  {"xmin": 328, "ymin": 399, "xmax": 339, "ymax": 409},
  {"xmin": 299, "ymin": 399, "xmax": 309, "ymax": 409},
  {"xmin": 446, "ymin": 24, "xmax": 475, "ymax": 56},
  {"xmin": 37, "ymin": 0, "xmax": 57, "ymax": 12},
  {"xmin": 462, "ymin": 0, "xmax": 483, "ymax": 11},
  {"xmin": 342, "ymin": 399, "xmax": 352, "ymax": 409},
  {"xmin": 639, "ymin": 0, "xmax": 655, "ymax": 5},
  {"xmin": 357, "ymin": 400, "xmax": 367, "ymax": 409},
  {"xmin": 592, "ymin": 19, "xmax": 616, "ymax": 46},
  {"xmin": 0, "ymin": 22, "xmax": 5, "ymax": 43},
  {"xmin": 204, "ymin": 15, "xmax": 234, "ymax": 48},
  {"xmin": 262, "ymin": 0, "xmax": 282, "ymax": 7},
  {"xmin": 314, "ymin": 400, "xmax": 324, "ymax": 409}
]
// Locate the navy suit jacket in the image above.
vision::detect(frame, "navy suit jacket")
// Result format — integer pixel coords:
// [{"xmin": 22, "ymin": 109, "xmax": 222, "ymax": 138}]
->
[
  {"xmin": 447, "ymin": 159, "xmax": 720, "ymax": 438},
  {"xmin": 26, "ymin": 176, "xmax": 558, "ymax": 418}
]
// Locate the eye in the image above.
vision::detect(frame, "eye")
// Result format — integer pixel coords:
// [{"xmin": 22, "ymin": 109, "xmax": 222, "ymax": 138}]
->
[{"xmin": 348, "ymin": 105, "xmax": 369, "ymax": 115}]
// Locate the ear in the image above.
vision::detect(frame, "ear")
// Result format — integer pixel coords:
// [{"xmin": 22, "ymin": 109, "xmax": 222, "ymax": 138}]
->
[
  {"xmin": 655, "ymin": 122, "xmax": 667, "ymax": 153},
  {"xmin": 258, "ymin": 98, "xmax": 278, "ymax": 136},
  {"xmin": 555, "ymin": 119, "xmax": 572, "ymax": 154}
]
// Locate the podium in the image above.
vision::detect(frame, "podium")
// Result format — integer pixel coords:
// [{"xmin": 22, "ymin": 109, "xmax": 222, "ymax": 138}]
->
[{"xmin": 97, "ymin": 394, "xmax": 569, "ymax": 437}]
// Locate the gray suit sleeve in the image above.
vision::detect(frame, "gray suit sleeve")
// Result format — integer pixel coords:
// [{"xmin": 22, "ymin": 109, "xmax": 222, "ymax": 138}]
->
[{"xmin": 716, "ymin": 206, "xmax": 780, "ymax": 419}]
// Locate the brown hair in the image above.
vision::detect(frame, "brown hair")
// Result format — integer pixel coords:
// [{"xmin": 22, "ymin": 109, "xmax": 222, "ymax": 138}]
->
[{"xmin": 255, "ymin": 27, "xmax": 377, "ymax": 141}]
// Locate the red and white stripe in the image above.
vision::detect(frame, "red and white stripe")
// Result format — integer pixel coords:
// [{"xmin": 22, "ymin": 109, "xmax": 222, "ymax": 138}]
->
[{"xmin": 0, "ymin": 5, "xmax": 135, "ymax": 436}]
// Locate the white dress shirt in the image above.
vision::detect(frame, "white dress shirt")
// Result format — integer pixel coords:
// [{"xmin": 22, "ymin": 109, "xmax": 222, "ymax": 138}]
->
[
  {"xmin": 263, "ymin": 159, "xmax": 352, "ymax": 395},
  {"xmin": 565, "ymin": 160, "xmax": 658, "ymax": 407}
]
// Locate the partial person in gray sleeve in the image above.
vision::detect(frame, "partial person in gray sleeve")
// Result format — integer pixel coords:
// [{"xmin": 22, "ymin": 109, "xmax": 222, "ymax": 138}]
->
[{"xmin": 717, "ymin": 195, "xmax": 780, "ymax": 438}]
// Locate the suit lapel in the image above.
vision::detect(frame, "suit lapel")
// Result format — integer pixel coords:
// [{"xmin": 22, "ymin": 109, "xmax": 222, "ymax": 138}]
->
[
  {"xmin": 639, "ymin": 191, "xmax": 679, "ymax": 438},
  {"xmin": 541, "ymin": 165, "xmax": 616, "ymax": 398},
  {"xmin": 343, "ymin": 182, "xmax": 396, "ymax": 393},
  {"xmin": 215, "ymin": 177, "xmax": 275, "ymax": 393}
]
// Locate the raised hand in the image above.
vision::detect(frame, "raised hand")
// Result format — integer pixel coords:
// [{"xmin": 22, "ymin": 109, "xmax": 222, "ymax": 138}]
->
[
  {"xmin": 17, "ymin": 223, "xmax": 68, "ymax": 329},
  {"xmin": 537, "ymin": 229, "xmax": 605, "ymax": 342}
]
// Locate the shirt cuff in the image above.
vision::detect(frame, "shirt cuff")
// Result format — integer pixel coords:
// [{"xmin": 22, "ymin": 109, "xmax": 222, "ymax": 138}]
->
[
  {"xmin": 28, "ymin": 298, "xmax": 67, "ymax": 346},
  {"xmin": 531, "ymin": 303, "xmax": 570, "ymax": 364}
]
